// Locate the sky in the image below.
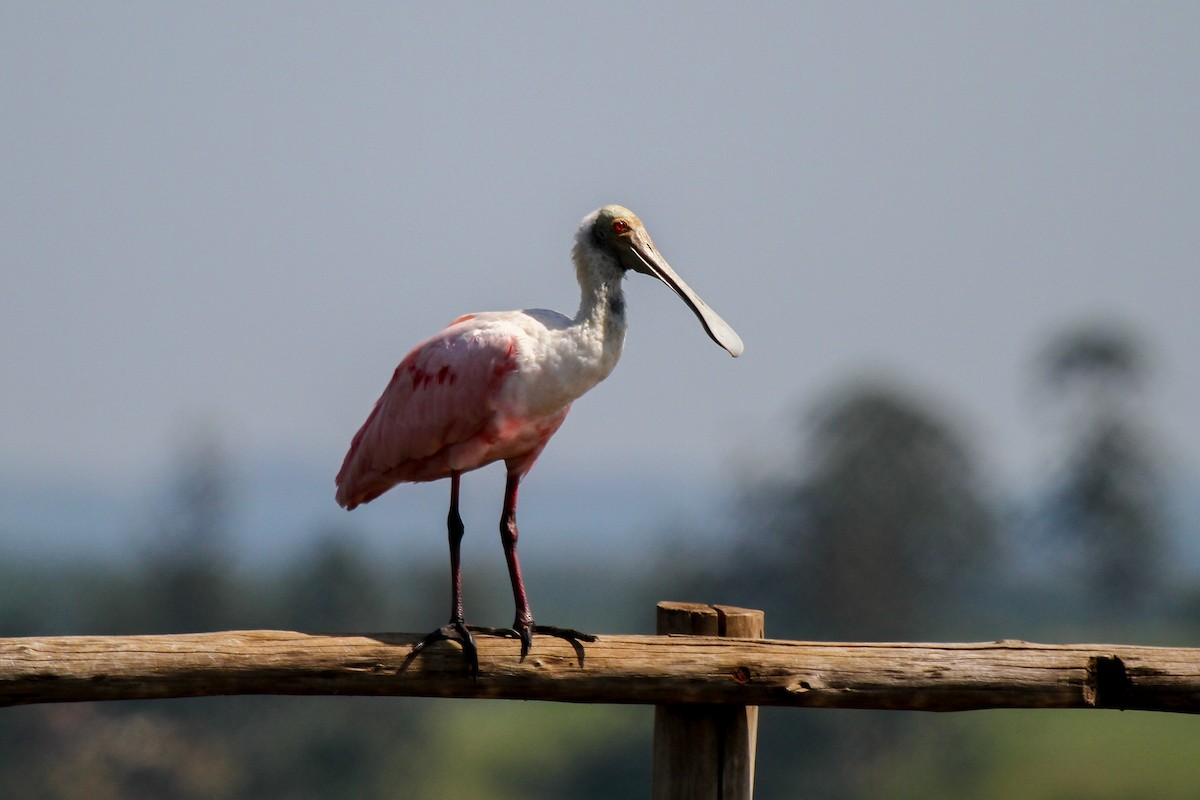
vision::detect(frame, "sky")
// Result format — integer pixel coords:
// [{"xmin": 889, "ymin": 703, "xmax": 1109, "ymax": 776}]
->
[{"xmin": 2, "ymin": 4, "xmax": 1198, "ymax": 563}]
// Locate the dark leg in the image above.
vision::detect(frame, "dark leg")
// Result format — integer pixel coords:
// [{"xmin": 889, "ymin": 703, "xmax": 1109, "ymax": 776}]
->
[
  {"xmin": 409, "ymin": 472, "xmax": 481, "ymax": 675},
  {"xmin": 496, "ymin": 471, "xmax": 595, "ymax": 658},
  {"xmin": 499, "ymin": 472, "xmax": 535, "ymax": 653},
  {"xmin": 447, "ymin": 471, "xmax": 466, "ymax": 624}
]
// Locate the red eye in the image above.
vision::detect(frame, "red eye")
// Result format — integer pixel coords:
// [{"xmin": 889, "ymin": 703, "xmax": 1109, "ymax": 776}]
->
[{"xmin": 612, "ymin": 219, "xmax": 630, "ymax": 234}]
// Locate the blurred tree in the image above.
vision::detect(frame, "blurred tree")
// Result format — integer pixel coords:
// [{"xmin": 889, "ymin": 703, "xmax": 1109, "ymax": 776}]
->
[
  {"xmin": 721, "ymin": 379, "xmax": 997, "ymax": 799},
  {"xmin": 1037, "ymin": 321, "xmax": 1166, "ymax": 615},
  {"xmin": 733, "ymin": 380, "xmax": 996, "ymax": 641},
  {"xmin": 279, "ymin": 528, "xmax": 388, "ymax": 632},
  {"xmin": 138, "ymin": 425, "xmax": 235, "ymax": 633}
]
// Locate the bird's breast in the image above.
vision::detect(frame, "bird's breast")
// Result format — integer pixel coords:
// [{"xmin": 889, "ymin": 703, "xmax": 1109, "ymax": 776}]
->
[{"xmin": 499, "ymin": 310, "xmax": 624, "ymax": 420}]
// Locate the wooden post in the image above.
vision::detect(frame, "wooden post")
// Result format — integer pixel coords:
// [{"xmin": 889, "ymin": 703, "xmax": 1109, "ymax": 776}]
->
[{"xmin": 652, "ymin": 602, "xmax": 764, "ymax": 800}]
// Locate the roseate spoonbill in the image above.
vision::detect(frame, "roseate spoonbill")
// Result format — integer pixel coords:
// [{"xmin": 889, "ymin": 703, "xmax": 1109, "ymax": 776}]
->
[{"xmin": 335, "ymin": 204, "xmax": 742, "ymax": 673}]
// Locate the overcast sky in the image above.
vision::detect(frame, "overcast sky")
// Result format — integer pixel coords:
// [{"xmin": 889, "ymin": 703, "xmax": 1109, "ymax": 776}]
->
[{"xmin": 3, "ymin": 4, "xmax": 1198, "ymax": 556}]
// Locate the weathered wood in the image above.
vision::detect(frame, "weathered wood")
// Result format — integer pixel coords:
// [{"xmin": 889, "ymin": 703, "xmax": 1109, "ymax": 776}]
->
[
  {"xmin": 653, "ymin": 602, "xmax": 763, "ymax": 800},
  {"xmin": 2, "ymin": 627, "xmax": 1199, "ymax": 712}
]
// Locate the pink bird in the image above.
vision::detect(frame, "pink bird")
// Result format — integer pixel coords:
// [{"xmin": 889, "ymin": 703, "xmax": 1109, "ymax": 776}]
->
[{"xmin": 336, "ymin": 205, "xmax": 742, "ymax": 672}]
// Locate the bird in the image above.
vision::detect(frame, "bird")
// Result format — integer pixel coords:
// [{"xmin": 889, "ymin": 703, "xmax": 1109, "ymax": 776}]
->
[{"xmin": 335, "ymin": 204, "xmax": 743, "ymax": 674}]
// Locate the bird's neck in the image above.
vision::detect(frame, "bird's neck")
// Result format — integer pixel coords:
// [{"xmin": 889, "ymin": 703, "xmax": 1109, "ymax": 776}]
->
[
  {"xmin": 572, "ymin": 251, "xmax": 628, "ymax": 344},
  {"xmin": 564, "ymin": 244, "xmax": 628, "ymax": 384}
]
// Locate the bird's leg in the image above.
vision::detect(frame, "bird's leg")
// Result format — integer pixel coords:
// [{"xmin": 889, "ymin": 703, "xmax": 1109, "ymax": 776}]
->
[
  {"xmin": 493, "ymin": 471, "xmax": 596, "ymax": 659},
  {"xmin": 499, "ymin": 472, "xmax": 534, "ymax": 652},
  {"xmin": 447, "ymin": 471, "xmax": 467, "ymax": 626},
  {"xmin": 409, "ymin": 472, "xmax": 480, "ymax": 675}
]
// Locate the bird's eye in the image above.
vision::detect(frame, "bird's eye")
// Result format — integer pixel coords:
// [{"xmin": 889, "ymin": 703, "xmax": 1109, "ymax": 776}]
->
[{"xmin": 612, "ymin": 219, "xmax": 630, "ymax": 234}]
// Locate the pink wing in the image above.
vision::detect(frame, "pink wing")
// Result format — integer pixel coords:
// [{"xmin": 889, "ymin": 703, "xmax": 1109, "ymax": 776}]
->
[{"xmin": 335, "ymin": 315, "xmax": 518, "ymax": 509}]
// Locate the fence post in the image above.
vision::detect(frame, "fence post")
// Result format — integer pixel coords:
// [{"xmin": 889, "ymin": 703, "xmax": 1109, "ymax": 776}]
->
[{"xmin": 652, "ymin": 601, "xmax": 764, "ymax": 800}]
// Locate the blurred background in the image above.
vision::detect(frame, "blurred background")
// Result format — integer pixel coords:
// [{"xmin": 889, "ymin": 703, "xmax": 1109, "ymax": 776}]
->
[{"xmin": 3, "ymin": 3, "xmax": 1199, "ymax": 797}]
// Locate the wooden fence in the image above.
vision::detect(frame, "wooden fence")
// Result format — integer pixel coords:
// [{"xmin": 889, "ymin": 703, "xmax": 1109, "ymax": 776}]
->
[{"xmin": 3, "ymin": 600, "xmax": 1199, "ymax": 799}]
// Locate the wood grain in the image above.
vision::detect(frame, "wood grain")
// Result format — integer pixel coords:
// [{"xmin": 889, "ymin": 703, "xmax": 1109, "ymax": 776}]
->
[{"xmin": 2, "ymin": 627, "xmax": 1198, "ymax": 712}]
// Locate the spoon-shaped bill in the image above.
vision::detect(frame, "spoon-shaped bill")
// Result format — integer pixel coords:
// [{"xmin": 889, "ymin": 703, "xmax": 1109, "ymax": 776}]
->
[{"xmin": 627, "ymin": 241, "xmax": 744, "ymax": 358}]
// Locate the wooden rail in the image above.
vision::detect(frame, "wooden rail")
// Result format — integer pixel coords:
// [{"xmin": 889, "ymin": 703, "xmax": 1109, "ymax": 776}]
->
[{"xmin": 3, "ymin": 622, "xmax": 1198, "ymax": 713}]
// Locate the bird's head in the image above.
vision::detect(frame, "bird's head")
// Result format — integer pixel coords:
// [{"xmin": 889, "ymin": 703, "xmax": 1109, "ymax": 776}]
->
[{"xmin": 577, "ymin": 204, "xmax": 743, "ymax": 357}]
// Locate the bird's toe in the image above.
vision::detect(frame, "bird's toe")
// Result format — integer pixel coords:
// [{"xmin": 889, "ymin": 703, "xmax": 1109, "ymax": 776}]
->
[{"xmin": 409, "ymin": 621, "xmax": 481, "ymax": 677}]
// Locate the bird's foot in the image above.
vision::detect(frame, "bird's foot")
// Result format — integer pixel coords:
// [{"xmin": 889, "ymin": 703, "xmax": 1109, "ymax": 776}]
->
[
  {"xmin": 408, "ymin": 620, "xmax": 481, "ymax": 677},
  {"xmin": 406, "ymin": 621, "xmax": 598, "ymax": 674},
  {"xmin": 483, "ymin": 622, "xmax": 597, "ymax": 660}
]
